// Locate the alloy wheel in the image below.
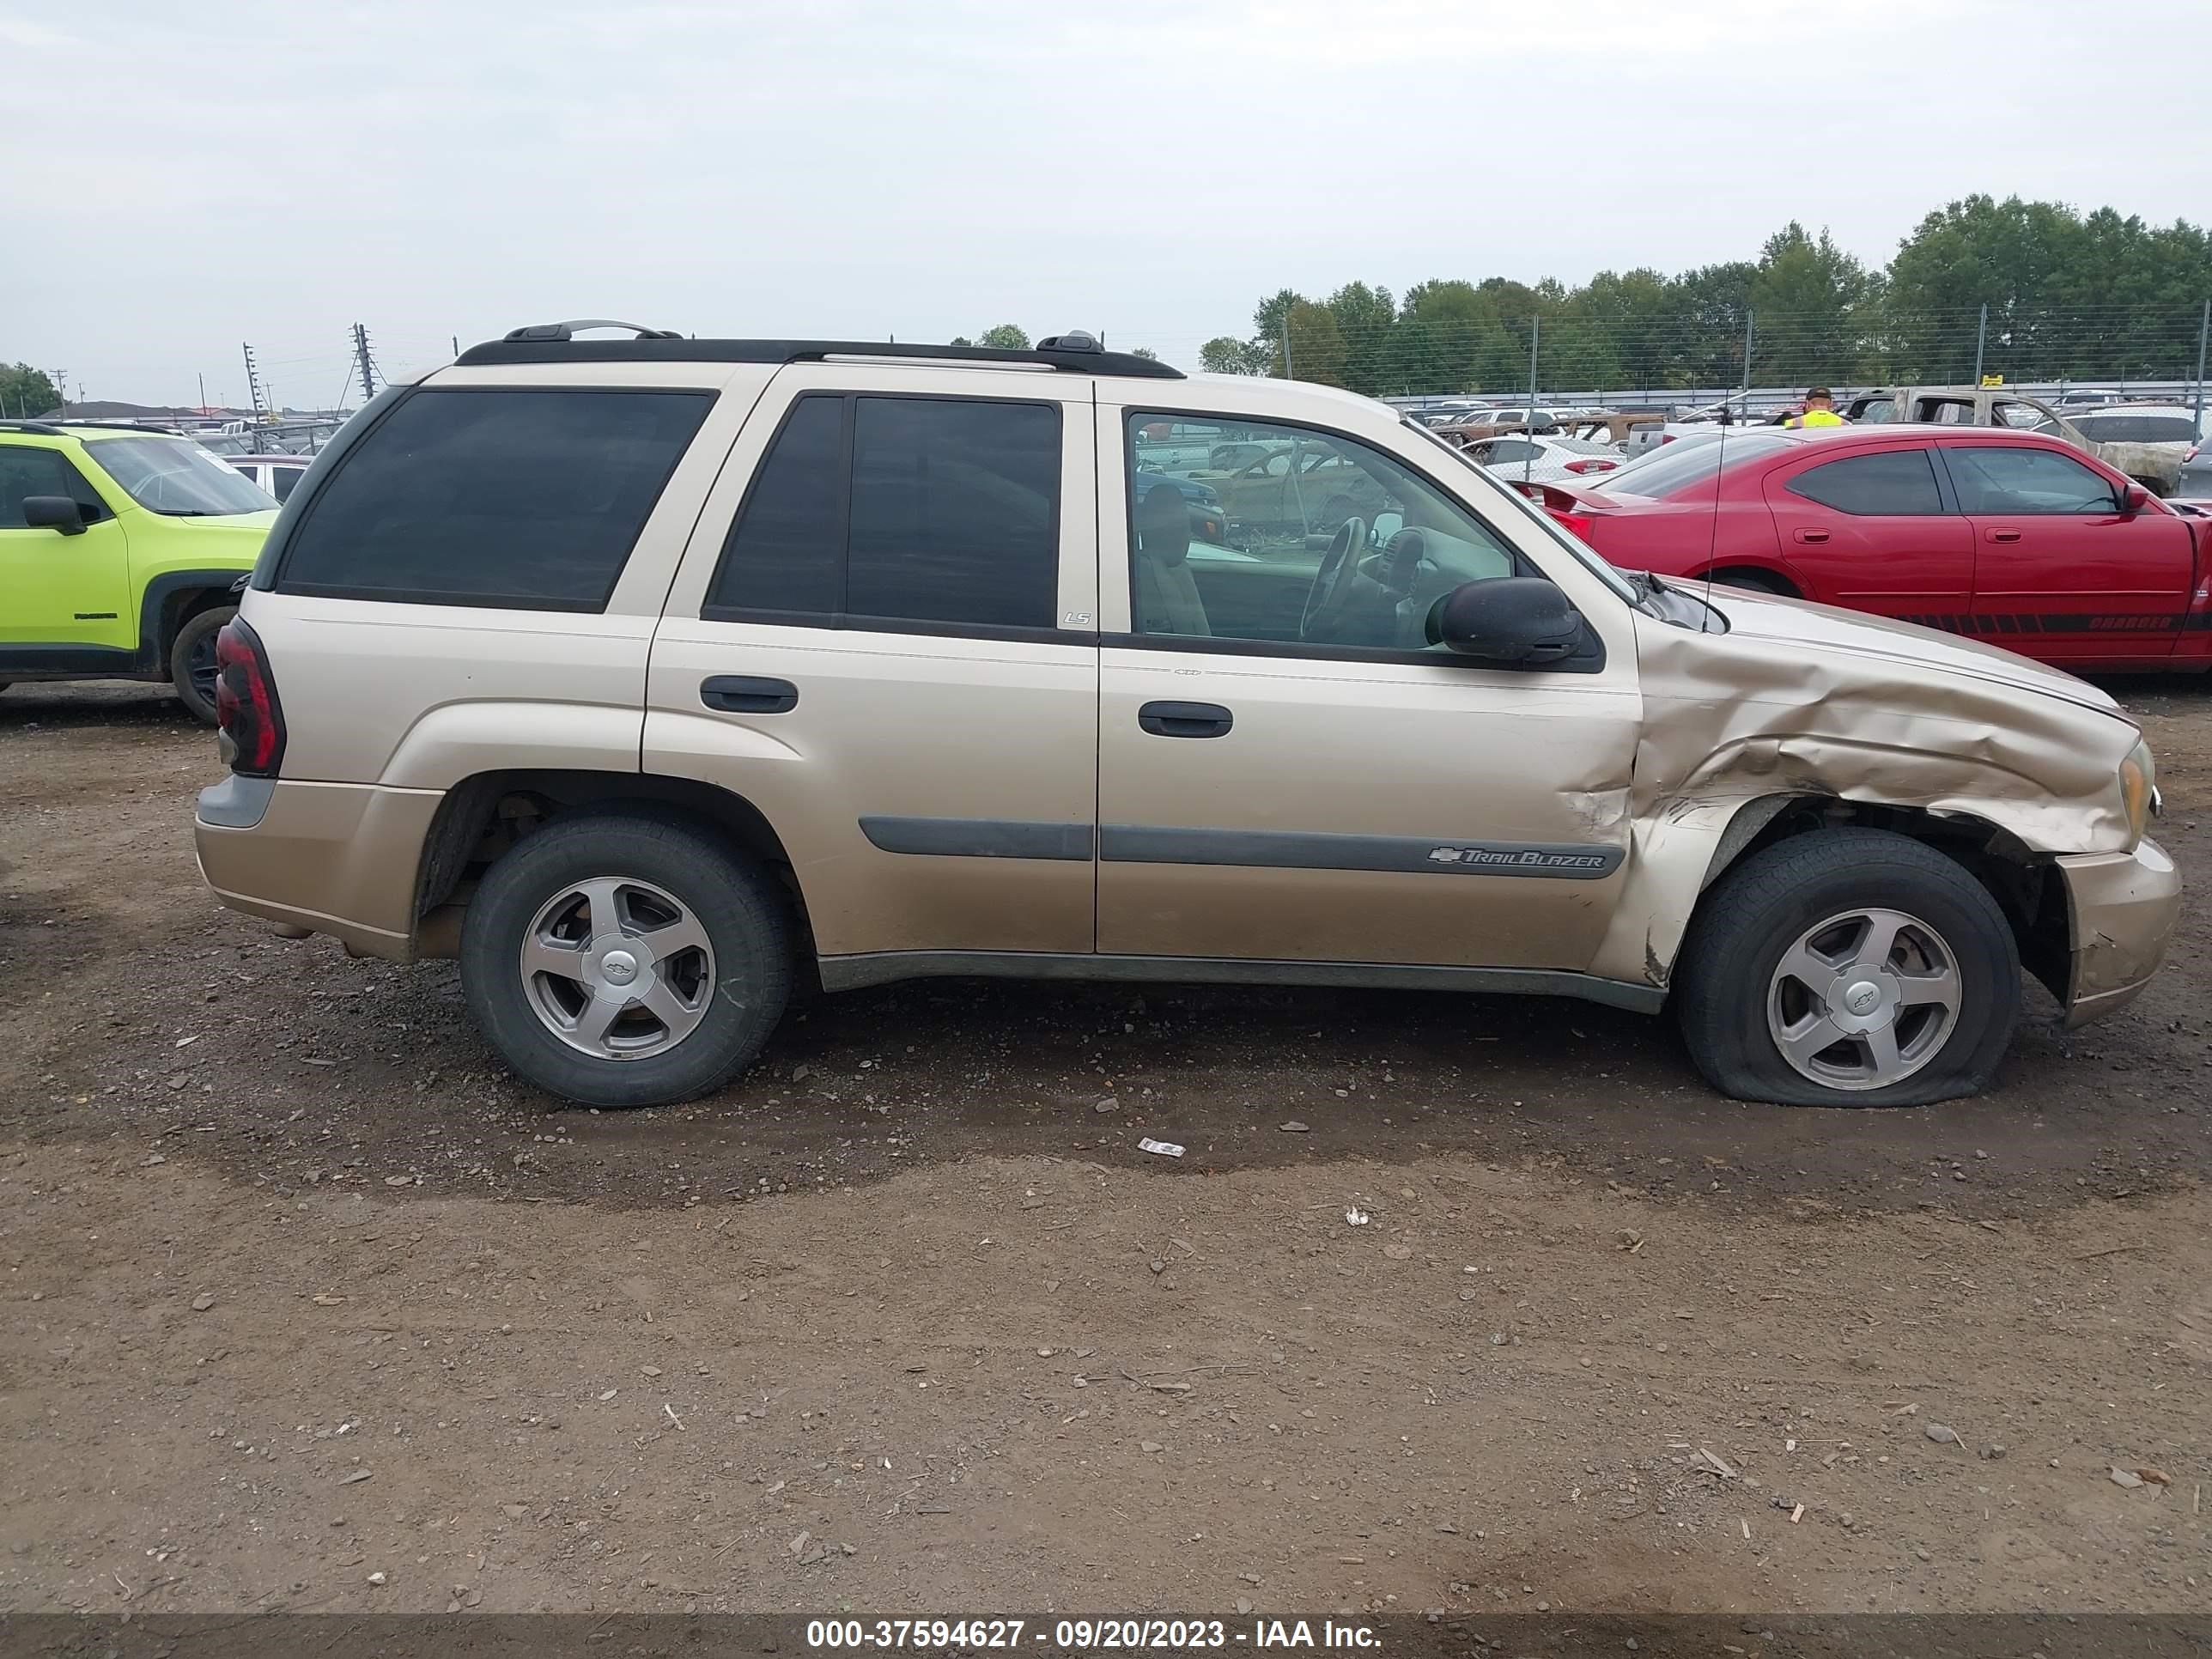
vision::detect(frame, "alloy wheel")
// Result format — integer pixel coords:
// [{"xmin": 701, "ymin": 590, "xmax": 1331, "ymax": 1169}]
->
[
  {"xmin": 518, "ymin": 877, "xmax": 717, "ymax": 1060},
  {"xmin": 1765, "ymin": 907, "xmax": 1962, "ymax": 1091}
]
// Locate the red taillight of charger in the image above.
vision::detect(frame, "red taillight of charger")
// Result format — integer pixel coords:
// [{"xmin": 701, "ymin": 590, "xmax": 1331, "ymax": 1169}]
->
[
  {"xmin": 1546, "ymin": 507, "xmax": 1597, "ymax": 541},
  {"xmin": 215, "ymin": 615, "xmax": 286, "ymax": 777},
  {"xmin": 1564, "ymin": 458, "xmax": 1618, "ymax": 475}
]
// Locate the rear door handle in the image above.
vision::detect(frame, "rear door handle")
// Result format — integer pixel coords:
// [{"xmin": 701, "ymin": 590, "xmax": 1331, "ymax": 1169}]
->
[
  {"xmin": 701, "ymin": 675, "xmax": 798, "ymax": 714},
  {"xmin": 1792, "ymin": 527, "xmax": 1830, "ymax": 544},
  {"xmin": 1139, "ymin": 700, "xmax": 1233, "ymax": 738},
  {"xmin": 1985, "ymin": 527, "xmax": 2023, "ymax": 544}
]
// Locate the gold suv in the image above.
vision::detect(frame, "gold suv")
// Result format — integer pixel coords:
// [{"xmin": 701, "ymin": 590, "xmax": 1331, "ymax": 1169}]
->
[{"xmin": 194, "ymin": 324, "xmax": 2180, "ymax": 1109}]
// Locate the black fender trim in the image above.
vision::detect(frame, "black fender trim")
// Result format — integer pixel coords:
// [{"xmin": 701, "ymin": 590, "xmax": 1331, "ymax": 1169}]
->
[{"xmin": 138, "ymin": 570, "xmax": 250, "ymax": 669}]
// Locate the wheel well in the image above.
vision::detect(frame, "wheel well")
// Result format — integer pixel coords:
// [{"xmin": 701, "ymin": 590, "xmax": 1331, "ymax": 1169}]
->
[
  {"xmin": 1703, "ymin": 566, "xmax": 1799, "ymax": 597},
  {"xmin": 412, "ymin": 769, "xmax": 817, "ymax": 969},
  {"xmin": 1699, "ymin": 795, "xmax": 2069, "ymax": 1002},
  {"xmin": 153, "ymin": 586, "xmax": 235, "ymax": 656}
]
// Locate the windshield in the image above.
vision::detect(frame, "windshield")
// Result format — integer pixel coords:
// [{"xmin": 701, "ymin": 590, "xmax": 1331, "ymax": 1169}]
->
[
  {"xmin": 86, "ymin": 435, "xmax": 277, "ymax": 516},
  {"xmin": 1590, "ymin": 432, "xmax": 1794, "ymax": 500},
  {"xmin": 1405, "ymin": 418, "xmax": 1640, "ymax": 603}
]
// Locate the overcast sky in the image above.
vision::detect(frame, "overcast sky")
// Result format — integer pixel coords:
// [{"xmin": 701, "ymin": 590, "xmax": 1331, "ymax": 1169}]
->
[{"xmin": 5, "ymin": 0, "xmax": 2209, "ymax": 408}]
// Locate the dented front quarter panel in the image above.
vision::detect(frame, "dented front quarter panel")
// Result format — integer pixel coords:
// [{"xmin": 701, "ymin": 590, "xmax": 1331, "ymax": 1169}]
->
[{"xmin": 1590, "ymin": 590, "xmax": 2143, "ymax": 989}]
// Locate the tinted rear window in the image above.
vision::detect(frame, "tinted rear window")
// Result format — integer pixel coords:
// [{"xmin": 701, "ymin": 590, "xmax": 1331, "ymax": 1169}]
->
[
  {"xmin": 2069, "ymin": 413, "xmax": 2197, "ymax": 444},
  {"xmin": 276, "ymin": 388, "xmax": 711, "ymax": 609},
  {"xmin": 707, "ymin": 393, "xmax": 1060, "ymax": 632},
  {"xmin": 1787, "ymin": 449, "xmax": 1944, "ymax": 514}
]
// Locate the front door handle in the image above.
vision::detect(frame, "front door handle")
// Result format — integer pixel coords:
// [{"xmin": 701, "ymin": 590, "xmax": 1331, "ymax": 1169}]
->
[
  {"xmin": 1793, "ymin": 527, "xmax": 1830, "ymax": 544},
  {"xmin": 1139, "ymin": 700, "xmax": 1233, "ymax": 738},
  {"xmin": 1985, "ymin": 526, "xmax": 2023, "ymax": 544},
  {"xmin": 701, "ymin": 675, "xmax": 798, "ymax": 714}
]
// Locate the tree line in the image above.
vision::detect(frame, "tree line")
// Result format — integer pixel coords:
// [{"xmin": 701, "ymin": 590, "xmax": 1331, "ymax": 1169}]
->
[{"xmin": 1197, "ymin": 196, "xmax": 2212, "ymax": 395}]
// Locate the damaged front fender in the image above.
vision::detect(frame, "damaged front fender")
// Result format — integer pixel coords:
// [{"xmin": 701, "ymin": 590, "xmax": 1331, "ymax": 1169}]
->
[{"xmin": 1589, "ymin": 598, "xmax": 2145, "ymax": 990}]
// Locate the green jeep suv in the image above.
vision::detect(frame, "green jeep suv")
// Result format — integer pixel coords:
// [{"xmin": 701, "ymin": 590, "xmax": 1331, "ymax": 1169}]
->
[{"xmin": 0, "ymin": 420, "xmax": 280, "ymax": 722}]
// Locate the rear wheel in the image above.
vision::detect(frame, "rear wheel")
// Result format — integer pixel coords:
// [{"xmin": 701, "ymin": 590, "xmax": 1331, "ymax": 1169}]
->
[
  {"xmin": 168, "ymin": 606, "xmax": 234, "ymax": 726},
  {"xmin": 1674, "ymin": 828, "xmax": 2019, "ymax": 1107},
  {"xmin": 460, "ymin": 811, "xmax": 793, "ymax": 1108}
]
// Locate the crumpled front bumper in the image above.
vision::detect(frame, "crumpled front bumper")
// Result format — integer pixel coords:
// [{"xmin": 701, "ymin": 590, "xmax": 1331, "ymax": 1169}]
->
[{"xmin": 2056, "ymin": 836, "xmax": 2181, "ymax": 1029}]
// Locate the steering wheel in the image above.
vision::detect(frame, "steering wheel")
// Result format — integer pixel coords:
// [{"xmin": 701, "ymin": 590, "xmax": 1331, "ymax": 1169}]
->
[{"xmin": 1300, "ymin": 515, "xmax": 1369, "ymax": 641}]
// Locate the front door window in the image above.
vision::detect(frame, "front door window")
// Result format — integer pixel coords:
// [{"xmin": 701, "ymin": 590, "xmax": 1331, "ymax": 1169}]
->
[{"xmin": 1125, "ymin": 412, "xmax": 1519, "ymax": 653}]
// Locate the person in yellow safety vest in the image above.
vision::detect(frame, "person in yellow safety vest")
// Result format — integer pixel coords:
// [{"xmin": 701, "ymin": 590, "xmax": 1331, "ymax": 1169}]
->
[{"xmin": 1788, "ymin": 386, "xmax": 1846, "ymax": 428}]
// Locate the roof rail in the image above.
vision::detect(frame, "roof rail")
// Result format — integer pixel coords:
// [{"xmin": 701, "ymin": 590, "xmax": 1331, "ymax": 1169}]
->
[
  {"xmin": 456, "ymin": 326, "xmax": 1183, "ymax": 379},
  {"xmin": 0, "ymin": 419, "xmax": 64, "ymax": 435},
  {"xmin": 501, "ymin": 319, "xmax": 688, "ymax": 343}
]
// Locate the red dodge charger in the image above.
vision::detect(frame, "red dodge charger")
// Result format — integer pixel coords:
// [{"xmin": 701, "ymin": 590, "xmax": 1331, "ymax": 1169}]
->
[{"xmin": 1525, "ymin": 425, "xmax": 2209, "ymax": 672}]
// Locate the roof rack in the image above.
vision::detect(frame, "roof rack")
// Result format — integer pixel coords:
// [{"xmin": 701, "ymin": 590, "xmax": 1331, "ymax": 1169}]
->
[
  {"xmin": 0, "ymin": 418, "xmax": 65, "ymax": 435},
  {"xmin": 456, "ymin": 324, "xmax": 1183, "ymax": 380}
]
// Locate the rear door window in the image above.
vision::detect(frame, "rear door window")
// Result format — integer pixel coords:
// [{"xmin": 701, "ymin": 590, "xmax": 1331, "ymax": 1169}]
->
[
  {"xmin": 708, "ymin": 394, "xmax": 1060, "ymax": 633},
  {"xmin": 276, "ymin": 388, "xmax": 712, "ymax": 609},
  {"xmin": 1786, "ymin": 449, "xmax": 1945, "ymax": 514}
]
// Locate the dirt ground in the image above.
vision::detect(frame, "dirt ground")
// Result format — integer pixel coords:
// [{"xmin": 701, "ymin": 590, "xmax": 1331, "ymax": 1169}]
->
[{"xmin": 2, "ymin": 678, "xmax": 2209, "ymax": 1619}]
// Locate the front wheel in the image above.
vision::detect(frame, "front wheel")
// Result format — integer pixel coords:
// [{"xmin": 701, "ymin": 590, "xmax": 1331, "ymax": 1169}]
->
[
  {"xmin": 1674, "ymin": 828, "xmax": 2019, "ymax": 1107},
  {"xmin": 460, "ymin": 811, "xmax": 793, "ymax": 1108},
  {"xmin": 168, "ymin": 606, "xmax": 234, "ymax": 726}
]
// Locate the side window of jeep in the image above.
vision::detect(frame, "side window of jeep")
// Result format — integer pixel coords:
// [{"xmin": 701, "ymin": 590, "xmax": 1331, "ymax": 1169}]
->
[{"xmin": 706, "ymin": 393, "xmax": 1061, "ymax": 633}]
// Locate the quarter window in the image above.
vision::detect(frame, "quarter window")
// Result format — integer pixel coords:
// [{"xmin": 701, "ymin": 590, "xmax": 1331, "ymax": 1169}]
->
[
  {"xmin": 276, "ymin": 388, "xmax": 712, "ymax": 609},
  {"xmin": 1786, "ymin": 450, "xmax": 1944, "ymax": 515},
  {"xmin": 1943, "ymin": 446, "xmax": 2120, "ymax": 515},
  {"xmin": 708, "ymin": 395, "xmax": 1061, "ymax": 632}
]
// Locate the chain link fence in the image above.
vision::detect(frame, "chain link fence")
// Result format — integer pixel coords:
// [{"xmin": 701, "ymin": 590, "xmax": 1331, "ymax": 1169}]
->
[{"xmin": 1143, "ymin": 302, "xmax": 2212, "ymax": 418}]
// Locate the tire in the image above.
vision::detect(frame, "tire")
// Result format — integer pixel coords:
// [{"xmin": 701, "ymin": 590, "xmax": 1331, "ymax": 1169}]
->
[
  {"xmin": 1708, "ymin": 569, "xmax": 1794, "ymax": 596},
  {"xmin": 1674, "ymin": 828, "xmax": 2020, "ymax": 1108},
  {"xmin": 168, "ymin": 605, "xmax": 234, "ymax": 726},
  {"xmin": 459, "ymin": 811, "xmax": 793, "ymax": 1108}
]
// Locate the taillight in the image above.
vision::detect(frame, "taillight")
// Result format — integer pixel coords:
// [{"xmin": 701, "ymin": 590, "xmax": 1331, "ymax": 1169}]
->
[
  {"xmin": 1564, "ymin": 459, "xmax": 1618, "ymax": 474},
  {"xmin": 1546, "ymin": 507, "xmax": 1597, "ymax": 541},
  {"xmin": 215, "ymin": 616, "xmax": 286, "ymax": 777}
]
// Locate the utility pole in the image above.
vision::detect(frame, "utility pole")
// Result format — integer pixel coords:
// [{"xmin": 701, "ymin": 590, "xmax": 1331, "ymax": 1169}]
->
[
  {"xmin": 1972, "ymin": 302, "xmax": 1989, "ymax": 386},
  {"xmin": 2194, "ymin": 299, "xmax": 2209, "ymax": 434},
  {"xmin": 1740, "ymin": 309, "xmax": 1753, "ymax": 412},
  {"xmin": 452, "ymin": 334, "xmax": 460, "ymax": 359},
  {"xmin": 198, "ymin": 372, "xmax": 209, "ymax": 415},
  {"xmin": 1279, "ymin": 318, "xmax": 1294, "ymax": 381},
  {"xmin": 242, "ymin": 343, "xmax": 268, "ymax": 421},
  {"xmin": 52, "ymin": 369, "xmax": 67, "ymax": 418},
  {"xmin": 1523, "ymin": 315, "xmax": 1540, "ymax": 484},
  {"xmin": 352, "ymin": 323, "xmax": 379, "ymax": 404}
]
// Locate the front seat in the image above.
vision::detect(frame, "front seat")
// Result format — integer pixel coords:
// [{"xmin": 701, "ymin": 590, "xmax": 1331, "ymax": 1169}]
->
[{"xmin": 1133, "ymin": 481, "xmax": 1210, "ymax": 637}]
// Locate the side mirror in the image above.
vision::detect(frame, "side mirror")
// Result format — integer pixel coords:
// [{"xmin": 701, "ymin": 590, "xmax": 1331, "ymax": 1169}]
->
[
  {"xmin": 21, "ymin": 495, "xmax": 87, "ymax": 537},
  {"xmin": 1426, "ymin": 576, "xmax": 1583, "ymax": 668},
  {"xmin": 1370, "ymin": 511, "xmax": 1405, "ymax": 543},
  {"xmin": 2120, "ymin": 483, "xmax": 2152, "ymax": 513}
]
